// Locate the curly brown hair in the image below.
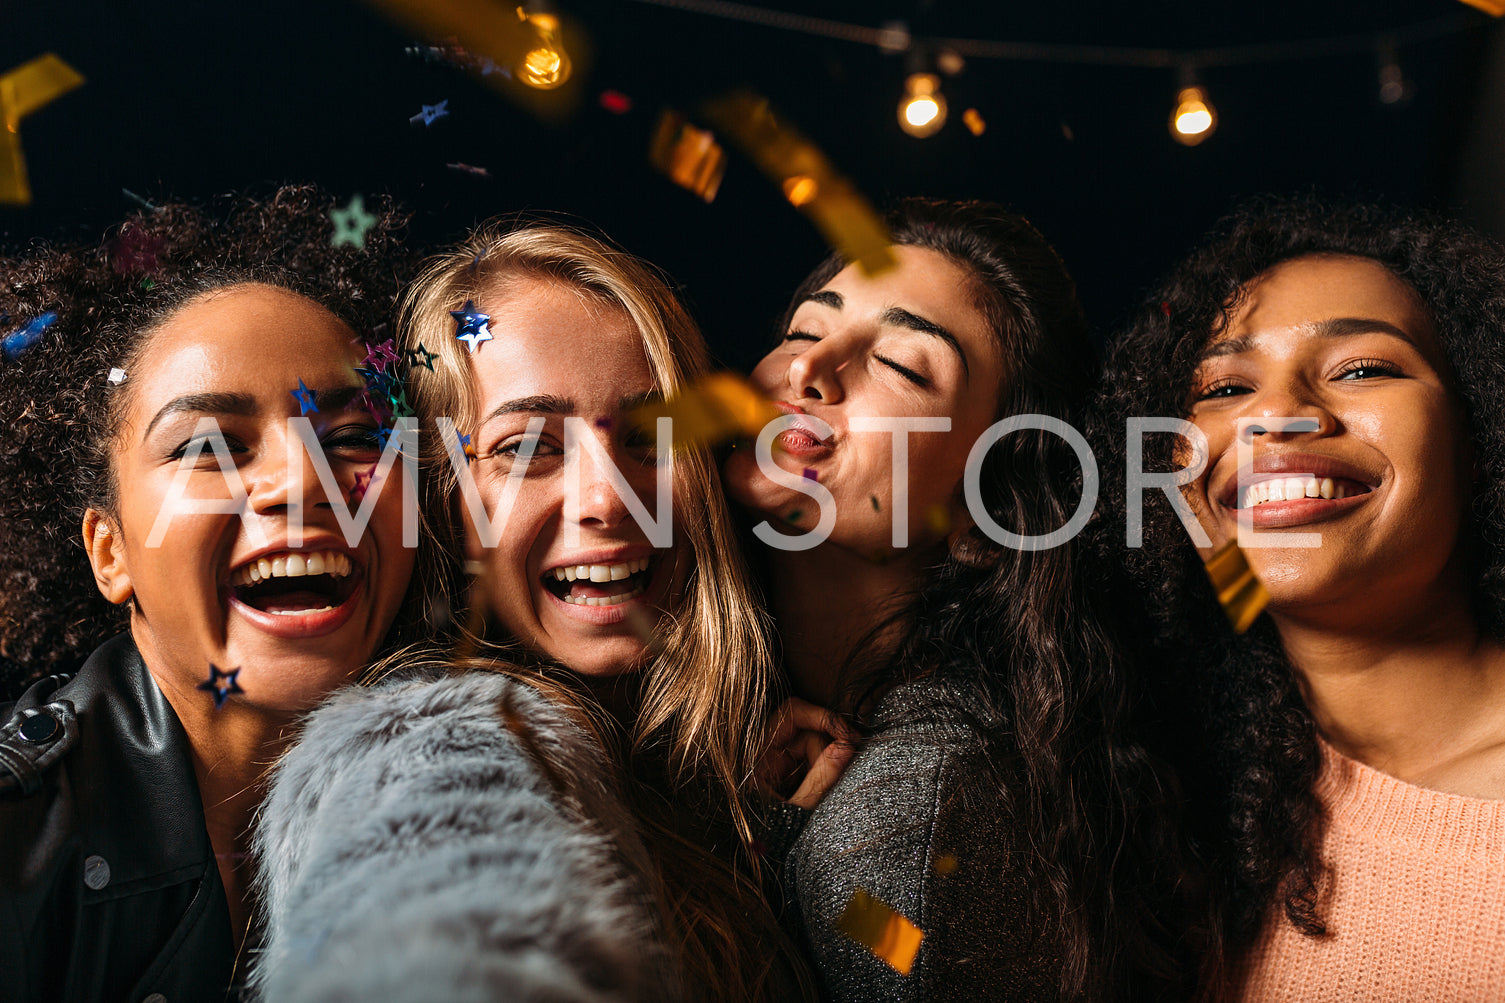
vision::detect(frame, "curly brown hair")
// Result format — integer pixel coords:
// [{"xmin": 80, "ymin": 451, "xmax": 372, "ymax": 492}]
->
[
  {"xmin": 1089, "ymin": 196, "xmax": 1505, "ymax": 979},
  {"xmin": 0, "ymin": 185, "xmax": 415, "ymax": 693}
]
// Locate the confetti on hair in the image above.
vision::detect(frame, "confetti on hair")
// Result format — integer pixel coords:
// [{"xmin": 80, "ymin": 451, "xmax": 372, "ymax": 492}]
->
[
  {"xmin": 290, "ymin": 378, "xmax": 319, "ymax": 416},
  {"xmin": 107, "ymin": 226, "xmax": 164, "ymax": 276},
  {"xmin": 925, "ymin": 505, "xmax": 951, "ymax": 536},
  {"xmin": 330, "ymin": 194, "xmax": 378, "ymax": 249},
  {"xmin": 834, "ymin": 889, "xmax": 924, "ymax": 975},
  {"xmin": 934, "ymin": 854, "xmax": 958, "ymax": 876},
  {"xmin": 406, "ymin": 343, "xmax": 439, "ymax": 371},
  {"xmin": 196, "ymin": 664, "xmax": 244, "ymax": 710},
  {"xmin": 0, "ymin": 54, "xmax": 84, "ymax": 205},
  {"xmin": 1160, "ymin": 301, "xmax": 1172, "ymax": 317},
  {"xmin": 363, "ymin": 339, "xmax": 400, "ymax": 371},
  {"xmin": 1, "ymin": 311, "xmax": 57, "ymax": 361},
  {"xmin": 624, "ymin": 371, "xmax": 779, "ymax": 451},
  {"xmin": 107, "ymin": 367, "xmax": 127, "ymax": 384},
  {"xmin": 451, "ymin": 299, "xmax": 493, "ymax": 353},
  {"xmin": 456, "ymin": 429, "xmax": 475, "ymax": 460},
  {"xmin": 702, "ymin": 90, "xmax": 895, "ymax": 276},
  {"xmin": 409, "ymin": 99, "xmax": 450, "ymax": 126},
  {"xmin": 599, "ymin": 89, "xmax": 632, "ymax": 114},
  {"xmin": 446, "ymin": 161, "xmax": 491, "ymax": 178},
  {"xmin": 1204, "ymin": 541, "xmax": 1269, "ymax": 633},
  {"xmin": 648, "ymin": 110, "xmax": 726, "ymax": 203},
  {"xmin": 121, "ymin": 187, "xmax": 157, "ymax": 211}
]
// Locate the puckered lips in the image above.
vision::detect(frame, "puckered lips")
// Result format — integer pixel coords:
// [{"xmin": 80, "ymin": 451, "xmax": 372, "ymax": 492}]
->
[
  {"xmin": 225, "ymin": 541, "xmax": 365, "ymax": 638},
  {"xmin": 771, "ymin": 401, "xmax": 834, "ymax": 459},
  {"xmin": 1214, "ymin": 451, "xmax": 1380, "ymax": 529},
  {"xmin": 539, "ymin": 547, "xmax": 664, "ymax": 625}
]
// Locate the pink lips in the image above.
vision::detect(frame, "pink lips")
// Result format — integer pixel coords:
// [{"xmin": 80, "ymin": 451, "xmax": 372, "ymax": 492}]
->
[{"xmin": 772, "ymin": 402, "xmax": 834, "ymax": 457}]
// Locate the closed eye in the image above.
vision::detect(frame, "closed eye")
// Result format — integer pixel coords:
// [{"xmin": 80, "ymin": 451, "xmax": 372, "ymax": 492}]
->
[
  {"xmin": 876, "ymin": 355, "xmax": 929, "ymax": 387},
  {"xmin": 783, "ymin": 330, "xmax": 819, "ymax": 344}
]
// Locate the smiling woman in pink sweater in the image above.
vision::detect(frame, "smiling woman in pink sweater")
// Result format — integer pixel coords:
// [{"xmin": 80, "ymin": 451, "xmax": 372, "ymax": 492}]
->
[{"xmin": 1093, "ymin": 199, "xmax": 1505, "ymax": 1001}]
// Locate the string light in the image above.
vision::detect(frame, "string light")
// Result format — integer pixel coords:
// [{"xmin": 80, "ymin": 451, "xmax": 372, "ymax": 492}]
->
[
  {"xmin": 1170, "ymin": 68, "xmax": 1215, "ymax": 145},
  {"xmin": 516, "ymin": 5, "xmax": 572, "ymax": 89},
  {"xmin": 898, "ymin": 72, "xmax": 947, "ymax": 137}
]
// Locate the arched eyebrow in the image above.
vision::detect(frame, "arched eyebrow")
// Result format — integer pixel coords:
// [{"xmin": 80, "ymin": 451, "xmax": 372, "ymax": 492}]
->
[
  {"xmin": 144, "ymin": 392, "xmax": 256, "ymax": 441},
  {"xmin": 1201, "ymin": 317, "xmax": 1418, "ymax": 360},
  {"xmin": 798, "ymin": 289, "xmax": 971, "ymax": 379}
]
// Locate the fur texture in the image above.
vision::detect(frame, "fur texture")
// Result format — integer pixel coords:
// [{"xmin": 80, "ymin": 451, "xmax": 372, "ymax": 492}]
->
[{"xmin": 251, "ymin": 668, "xmax": 675, "ymax": 1002}]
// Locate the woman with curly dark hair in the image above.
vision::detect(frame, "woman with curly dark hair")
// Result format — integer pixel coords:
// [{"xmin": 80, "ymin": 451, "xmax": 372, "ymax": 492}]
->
[
  {"xmin": 725, "ymin": 198, "xmax": 1204, "ymax": 1001},
  {"xmin": 1093, "ymin": 197, "xmax": 1505, "ymax": 1000},
  {"xmin": 0, "ymin": 187, "xmax": 421, "ymax": 1000}
]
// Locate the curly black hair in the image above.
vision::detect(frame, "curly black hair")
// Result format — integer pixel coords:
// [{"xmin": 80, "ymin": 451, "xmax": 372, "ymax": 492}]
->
[
  {"xmin": 0, "ymin": 185, "xmax": 415, "ymax": 693},
  {"xmin": 796, "ymin": 199, "xmax": 1208, "ymax": 1000},
  {"xmin": 1088, "ymin": 196, "xmax": 1505, "ymax": 975}
]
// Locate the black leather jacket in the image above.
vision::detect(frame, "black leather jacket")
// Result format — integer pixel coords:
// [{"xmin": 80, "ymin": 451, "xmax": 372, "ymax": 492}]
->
[{"xmin": 0, "ymin": 634, "xmax": 236, "ymax": 1002}]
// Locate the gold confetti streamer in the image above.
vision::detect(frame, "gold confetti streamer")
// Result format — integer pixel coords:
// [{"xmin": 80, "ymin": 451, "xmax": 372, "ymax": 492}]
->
[
  {"xmin": 0, "ymin": 54, "xmax": 85, "ymax": 206},
  {"xmin": 925, "ymin": 504, "xmax": 952, "ymax": 536},
  {"xmin": 625, "ymin": 371, "xmax": 779, "ymax": 451},
  {"xmin": 1204, "ymin": 540, "xmax": 1269, "ymax": 634},
  {"xmin": 834, "ymin": 888, "xmax": 924, "ymax": 975},
  {"xmin": 648, "ymin": 110, "xmax": 727, "ymax": 202},
  {"xmin": 1459, "ymin": 0, "xmax": 1505, "ymax": 15},
  {"xmin": 701, "ymin": 90, "xmax": 895, "ymax": 276}
]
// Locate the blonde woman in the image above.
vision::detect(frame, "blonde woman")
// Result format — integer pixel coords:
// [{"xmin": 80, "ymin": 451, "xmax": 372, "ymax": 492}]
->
[{"xmin": 253, "ymin": 223, "xmax": 810, "ymax": 1001}]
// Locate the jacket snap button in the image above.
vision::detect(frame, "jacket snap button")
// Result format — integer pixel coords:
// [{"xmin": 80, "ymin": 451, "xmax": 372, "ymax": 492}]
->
[
  {"xmin": 83, "ymin": 854, "xmax": 111, "ymax": 890},
  {"xmin": 18, "ymin": 712, "xmax": 59, "ymax": 744}
]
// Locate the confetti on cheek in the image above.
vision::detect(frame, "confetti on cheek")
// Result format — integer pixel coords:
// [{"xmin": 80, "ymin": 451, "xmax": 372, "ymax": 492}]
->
[
  {"xmin": 330, "ymin": 194, "xmax": 378, "ymax": 249},
  {"xmin": 1204, "ymin": 541, "xmax": 1269, "ymax": 633},
  {"xmin": 349, "ymin": 467, "xmax": 378, "ymax": 505},
  {"xmin": 196, "ymin": 664, "xmax": 244, "ymax": 710},
  {"xmin": 834, "ymin": 889, "xmax": 924, "ymax": 975},
  {"xmin": 625, "ymin": 372, "xmax": 779, "ymax": 451},
  {"xmin": 1, "ymin": 310, "xmax": 57, "ymax": 361},
  {"xmin": 925, "ymin": 505, "xmax": 951, "ymax": 536},
  {"xmin": 594, "ymin": 416, "xmax": 614, "ymax": 431},
  {"xmin": 785, "ymin": 509, "xmax": 803, "ymax": 524},
  {"xmin": 0, "ymin": 54, "xmax": 85, "ymax": 206},
  {"xmin": 870, "ymin": 495, "xmax": 881, "ymax": 512},
  {"xmin": 291, "ymin": 378, "xmax": 319, "ymax": 416},
  {"xmin": 802, "ymin": 467, "xmax": 818, "ymax": 481}
]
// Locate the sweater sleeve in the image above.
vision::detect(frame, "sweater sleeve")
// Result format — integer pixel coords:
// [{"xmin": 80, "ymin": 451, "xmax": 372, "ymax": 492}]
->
[
  {"xmin": 250, "ymin": 670, "xmax": 676, "ymax": 1003},
  {"xmin": 784, "ymin": 721, "xmax": 1060, "ymax": 1002}
]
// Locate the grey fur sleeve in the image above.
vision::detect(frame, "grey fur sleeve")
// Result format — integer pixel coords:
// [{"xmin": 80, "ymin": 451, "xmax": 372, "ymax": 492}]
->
[{"xmin": 250, "ymin": 670, "xmax": 676, "ymax": 1003}]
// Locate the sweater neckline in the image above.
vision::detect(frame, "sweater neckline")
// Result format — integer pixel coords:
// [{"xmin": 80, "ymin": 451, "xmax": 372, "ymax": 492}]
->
[{"xmin": 1317, "ymin": 737, "xmax": 1505, "ymax": 860}]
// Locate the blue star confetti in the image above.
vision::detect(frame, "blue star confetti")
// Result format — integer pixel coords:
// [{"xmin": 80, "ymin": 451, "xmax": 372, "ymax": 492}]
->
[
  {"xmin": 330, "ymin": 194, "xmax": 377, "ymax": 249},
  {"xmin": 457, "ymin": 430, "xmax": 475, "ymax": 460},
  {"xmin": 2, "ymin": 311, "xmax": 57, "ymax": 361},
  {"xmin": 409, "ymin": 99, "xmax": 449, "ymax": 127},
  {"xmin": 451, "ymin": 300, "xmax": 493, "ymax": 353},
  {"xmin": 291, "ymin": 378, "xmax": 319, "ymax": 415},
  {"xmin": 197, "ymin": 664, "xmax": 244, "ymax": 709},
  {"xmin": 406, "ymin": 343, "xmax": 439, "ymax": 372}
]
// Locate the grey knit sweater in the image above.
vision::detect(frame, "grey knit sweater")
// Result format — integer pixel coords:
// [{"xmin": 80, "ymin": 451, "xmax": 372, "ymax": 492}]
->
[
  {"xmin": 779, "ymin": 679, "xmax": 1062, "ymax": 1001},
  {"xmin": 251, "ymin": 668, "xmax": 676, "ymax": 1003}
]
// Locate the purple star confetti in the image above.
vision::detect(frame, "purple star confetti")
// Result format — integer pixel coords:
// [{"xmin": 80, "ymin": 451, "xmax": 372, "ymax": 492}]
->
[
  {"xmin": 350, "ymin": 467, "xmax": 378, "ymax": 504},
  {"xmin": 802, "ymin": 467, "xmax": 818, "ymax": 481},
  {"xmin": 107, "ymin": 226, "xmax": 164, "ymax": 276},
  {"xmin": 409, "ymin": 99, "xmax": 449, "ymax": 127},
  {"xmin": 196, "ymin": 664, "xmax": 244, "ymax": 709},
  {"xmin": 451, "ymin": 300, "xmax": 493, "ymax": 353},
  {"xmin": 291, "ymin": 378, "xmax": 319, "ymax": 415},
  {"xmin": 363, "ymin": 339, "xmax": 399, "ymax": 371},
  {"xmin": 330, "ymin": 194, "xmax": 377, "ymax": 249}
]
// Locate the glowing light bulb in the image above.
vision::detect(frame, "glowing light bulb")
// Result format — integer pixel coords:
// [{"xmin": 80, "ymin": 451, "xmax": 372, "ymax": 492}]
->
[
  {"xmin": 1170, "ymin": 86, "xmax": 1215, "ymax": 145},
  {"xmin": 898, "ymin": 73, "xmax": 947, "ymax": 138},
  {"xmin": 516, "ymin": 6, "xmax": 572, "ymax": 90}
]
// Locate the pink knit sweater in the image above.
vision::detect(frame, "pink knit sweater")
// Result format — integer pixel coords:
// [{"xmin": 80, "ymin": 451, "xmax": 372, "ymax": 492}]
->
[{"xmin": 1235, "ymin": 740, "xmax": 1505, "ymax": 1001}]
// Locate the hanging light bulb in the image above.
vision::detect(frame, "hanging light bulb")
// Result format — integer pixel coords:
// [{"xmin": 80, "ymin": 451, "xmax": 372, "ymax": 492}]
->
[
  {"xmin": 899, "ymin": 72, "xmax": 947, "ymax": 138},
  {"xmin": 1169, "ymin": 69, "xmax": 1215, "ymax": 145},
  {"xmin": 516, "ymin": 5, "xmax": 572, "ymax": 90}
]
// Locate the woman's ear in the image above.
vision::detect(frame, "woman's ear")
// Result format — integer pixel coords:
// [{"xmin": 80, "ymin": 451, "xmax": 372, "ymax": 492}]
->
[{"xmin": 82, "ymin": 509, "xmax": 134, "ymax": 605}]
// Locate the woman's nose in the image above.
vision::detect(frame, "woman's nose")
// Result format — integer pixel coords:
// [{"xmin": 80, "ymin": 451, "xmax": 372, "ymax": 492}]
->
[
  {"xmin": 785, "ymin": 339, "xmax": 846, "ymax": 405},
  {"xmin": 1238, "ymin": 380, "xmax": 1335, "ymax": 442}
]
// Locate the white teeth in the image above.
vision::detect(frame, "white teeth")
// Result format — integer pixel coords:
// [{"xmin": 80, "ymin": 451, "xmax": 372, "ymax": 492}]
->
[
  {"xmin": 1239, "ymin": 475, "xmax": 1366, "ymax": 509},
  {"xmin": 229, "ymin": 549, "xmax": 355, "ymax": 587},
  {"xmin": 546, "ymin": 557, "xmax": 654, "ymax": 585},
  {"xmin": 609, "ymin": 564, "xmax": 630, "ymax": 581},
  {"xmin": 561, "ymin": 584, "xmax": 647, "ymax": 606},
  {"xmin": 589, "ymin": 565, "xmax": 611, "ymax": 583}
]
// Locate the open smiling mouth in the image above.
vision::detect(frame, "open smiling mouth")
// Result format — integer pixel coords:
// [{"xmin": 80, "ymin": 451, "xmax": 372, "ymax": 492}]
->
[
  {"xmin": 228, "ymin": 550, "xmax": 360, "ymax": 615},
  {"xmin": 1234, "ymin": 475, "xmax": 1375, "ymax": 509},
  {"xmin": 541, "ymin": 556, "xmax": 656, "ymax": 607}
]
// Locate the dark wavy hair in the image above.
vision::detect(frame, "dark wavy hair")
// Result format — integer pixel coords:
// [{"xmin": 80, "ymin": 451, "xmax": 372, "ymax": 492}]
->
[
  {"xmin": 1088, "ymin": 196, "xmax": 1505, "ymax": 978},
  {"xmin": 0, "ymin": 185, "xmax": 416, "ymax": 693},
  {"xmin": 791, "ymin": 198, "xmax": 1206, "ymax": 999}
]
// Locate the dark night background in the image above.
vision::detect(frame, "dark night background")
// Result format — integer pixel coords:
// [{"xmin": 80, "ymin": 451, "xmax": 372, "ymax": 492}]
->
[{"xmin": 5, "ymin": 1, "xmax": 1504, "ymax": 372}]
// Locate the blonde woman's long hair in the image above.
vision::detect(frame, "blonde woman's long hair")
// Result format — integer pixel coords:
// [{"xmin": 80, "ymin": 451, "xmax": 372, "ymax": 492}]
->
[{"xmin": 397, "ymin": 221, "xmax": 803, "ymax": 998}]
